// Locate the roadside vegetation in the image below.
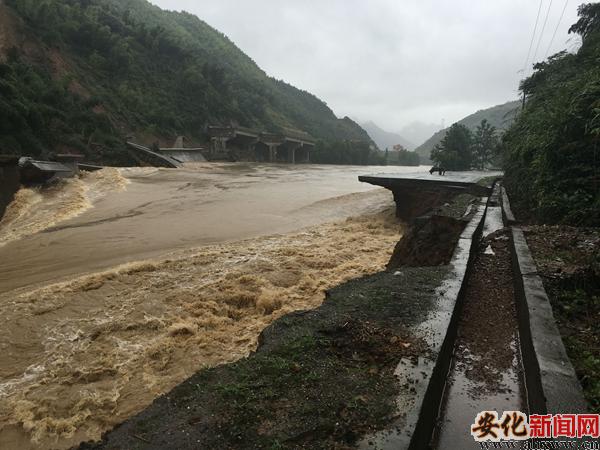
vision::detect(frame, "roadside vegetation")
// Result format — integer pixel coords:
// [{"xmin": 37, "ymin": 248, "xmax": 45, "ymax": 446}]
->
[
  {"xmin": 502, "ymin": 3, "xmax": 600, "ymax": 413},
  {"xmin": 502, "ymin": 3, "xmax": 600, "ymax": 226},
  {"xmin": 414, "ymin": 100, "xmax": 519, "ymax": 164}
]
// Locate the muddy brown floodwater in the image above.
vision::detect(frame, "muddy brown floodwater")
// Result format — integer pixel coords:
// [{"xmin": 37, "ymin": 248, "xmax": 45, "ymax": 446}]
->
[{"xmin": 0, "ymin": 163, "xmax": 422, "ymax": 450}]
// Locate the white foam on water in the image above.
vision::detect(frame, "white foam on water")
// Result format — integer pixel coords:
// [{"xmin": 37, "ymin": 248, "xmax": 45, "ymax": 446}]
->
[
  {"xmin": 0, "ymin": 206, "xmax": 403, "ymax": 449},
  {"xmin": 0, "ymin": 168, "xmax": 129, "ymax": 247}
]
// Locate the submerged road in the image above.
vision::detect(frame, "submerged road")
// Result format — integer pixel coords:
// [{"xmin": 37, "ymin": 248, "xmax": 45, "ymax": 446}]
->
[{"xmin": 0, "ymin": 163, "xmax": 425, "ymax": 293}]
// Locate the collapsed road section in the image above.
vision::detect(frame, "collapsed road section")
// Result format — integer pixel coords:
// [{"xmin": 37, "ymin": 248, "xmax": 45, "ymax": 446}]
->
[
  {"xmin": 357, "ymin": 171, "xmax": 497, "ymax": 220},
  {"xmin": 362, "ymin": 174, "xmax": 589, "ymax": 449}
]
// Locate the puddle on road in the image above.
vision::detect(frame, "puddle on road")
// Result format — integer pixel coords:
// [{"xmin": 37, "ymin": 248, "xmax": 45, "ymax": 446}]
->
[{"xmin": 435, "ymin": 339, "xmax": 525, "ymax": 449}]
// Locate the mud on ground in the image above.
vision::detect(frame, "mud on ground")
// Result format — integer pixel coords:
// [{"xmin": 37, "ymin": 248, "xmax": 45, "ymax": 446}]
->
[
  {"xmin": 387, "ymin": 194, "xmax": 477, "ymax": 269},
  {"xmin": 524, "ymin": 225, "xmax": 600, "ymax": 412},
  {"xmin": 454, "ymin": 229, "xmax": 523, "ymax": 393}
]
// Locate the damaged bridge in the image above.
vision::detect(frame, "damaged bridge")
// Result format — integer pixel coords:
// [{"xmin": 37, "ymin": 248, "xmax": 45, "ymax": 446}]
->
[{"xmin": 207, "ymin": 126, "xmax": 315, "ymax": 163}]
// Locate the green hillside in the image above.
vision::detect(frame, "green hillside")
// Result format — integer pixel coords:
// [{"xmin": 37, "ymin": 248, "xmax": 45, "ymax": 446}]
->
[
  {"xmin": 0, "ymin": 0, "xmax": 371, "ymax": 164},
  {"xmin": 503, "ymin": 4, "xmax": 600, "ymax": 226},
  {"xmin": 414, "ymin": 100, "xmax": 520, "ymax": 163}
]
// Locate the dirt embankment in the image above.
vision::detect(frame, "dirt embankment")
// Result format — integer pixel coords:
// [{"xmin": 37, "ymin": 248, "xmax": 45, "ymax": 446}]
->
[{"xmin": 388, "ymin": 194, "xmax": 478, "ymax": 268}]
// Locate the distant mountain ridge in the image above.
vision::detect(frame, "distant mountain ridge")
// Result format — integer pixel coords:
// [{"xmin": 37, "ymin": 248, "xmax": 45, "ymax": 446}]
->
[
  {"xmin": 414, "ymin": 100, "xmax": 521, "ymax": 163},
  {"xmin": 361, "ymin": 121, "xmax": 414, "ymax": 150}
]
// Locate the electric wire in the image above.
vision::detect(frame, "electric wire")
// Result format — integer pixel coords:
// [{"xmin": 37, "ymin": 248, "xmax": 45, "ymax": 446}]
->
[
  {"xmin": 523, "ymin": 0, "xmax": 543, "ymax": 76},
  {"xmin": 531, "ymin": 0, "xmax": 554, "ymax": 66},
  {"xmin": 544, "ymin": 0, "xmax": 569, "ymax": 59}
]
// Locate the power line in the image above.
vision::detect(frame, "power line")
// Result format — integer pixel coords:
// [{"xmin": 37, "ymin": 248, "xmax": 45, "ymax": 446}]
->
[
  {"xmin": 523, "ymin": 0, "xmax": 543, "ymax": 75},
  {"xmin": 544, "ymin": 0, "xmax": 569, "ymax": 58},
  {"xmin": 531, "ymin": 0, "xmax": 554, "ymax": 66}
]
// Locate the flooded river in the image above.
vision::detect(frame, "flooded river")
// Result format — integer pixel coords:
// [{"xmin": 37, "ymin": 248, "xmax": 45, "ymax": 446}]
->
[{"xmin": 0, "ymin": 163, "xmax": 420, "ymax": 449}]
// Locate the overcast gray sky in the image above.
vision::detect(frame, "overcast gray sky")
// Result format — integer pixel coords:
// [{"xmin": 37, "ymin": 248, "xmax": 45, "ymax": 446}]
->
[{"xmin": 150, "ymin": 0, "xmax": 581, "ymax": 141}]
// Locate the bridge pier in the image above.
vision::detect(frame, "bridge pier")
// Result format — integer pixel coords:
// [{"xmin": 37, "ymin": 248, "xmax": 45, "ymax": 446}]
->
[
  {"xmin": 268, "ymin": 144, "xmax": 278, "ymax": 163},
  {"xmin": 229, "ymin": 135, "xmax": 259, "ymax": 161},
  {"xmin": 296, "ymin": 144, "xmax": 311, "ymax": 163},
  {"xmin": 286, "ymin": 143, "xmax": 302, "ymax": 164},
  {"xmin": 210, "ymin": 137, "xmax": 230, "ymax": 159}
]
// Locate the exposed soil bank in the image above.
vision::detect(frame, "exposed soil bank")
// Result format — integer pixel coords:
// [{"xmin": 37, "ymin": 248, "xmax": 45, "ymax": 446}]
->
[
  {"xmin": 388, "ymin": 216, "xmax": 466, "ymax": 269},
  {"xmin": 524, "ymin": 226, "xmax": 600, "ymax": 412},
  {"xmin": 388, "ymin": 194, "xmax": 478, "ymax": 269}
]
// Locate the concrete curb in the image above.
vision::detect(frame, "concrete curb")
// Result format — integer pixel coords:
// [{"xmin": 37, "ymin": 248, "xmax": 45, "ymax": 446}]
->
[
  {"xmin": 503, "ymin": 200, "xmax": 588, "ymax": 414},
  {"xmin": 501, "ymin": 186, "xmax": 516, "ymax": 224},
  {"xmin": 406, "ymin": 196, "xmax": 490, "ymax": 449}
]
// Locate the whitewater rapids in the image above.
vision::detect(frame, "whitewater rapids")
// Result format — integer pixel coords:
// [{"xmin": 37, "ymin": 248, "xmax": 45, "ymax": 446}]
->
[{"xmin": 0, "ymin": 163, "xmax": 418, "ymax": 449}]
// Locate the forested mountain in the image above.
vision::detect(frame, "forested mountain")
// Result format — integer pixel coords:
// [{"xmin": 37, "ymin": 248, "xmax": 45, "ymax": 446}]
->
[
  {"xmin": 503, "ymin": 4, "xmax": 600, "ymax": 226},
  {"xmin": 360, "ymin": 121, "xmax": 414, "ymax": 151},
  {"xmin": 414, "ymin": 100, "xmax": 520, "ymax": 163},
  {"xmin": 0, "ymin": 0, "xmax": 371, "ymax": 164}
]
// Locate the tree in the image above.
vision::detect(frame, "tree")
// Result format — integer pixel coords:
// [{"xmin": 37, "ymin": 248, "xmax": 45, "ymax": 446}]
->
[
  {"xmin": 472, "ymin": 119, "xmax": 499, "ymax": 169},
  {"xmin": 430, "ymin": 123, "xmax": 472, "ymax": 170},
  {"xmin": 569, "ymin": 2, "xmax": 600, "ymax": 39},
  {"xmin": 502, "ymin": 2, "xmax": 600, "ymax": 225},
  {"xmin": 386, "ymin": 147, "xmax": 420, "ymax": 166},
  {"xmin": 311, "ymin": 140, "xmax": 382, "ymax": 165}
]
